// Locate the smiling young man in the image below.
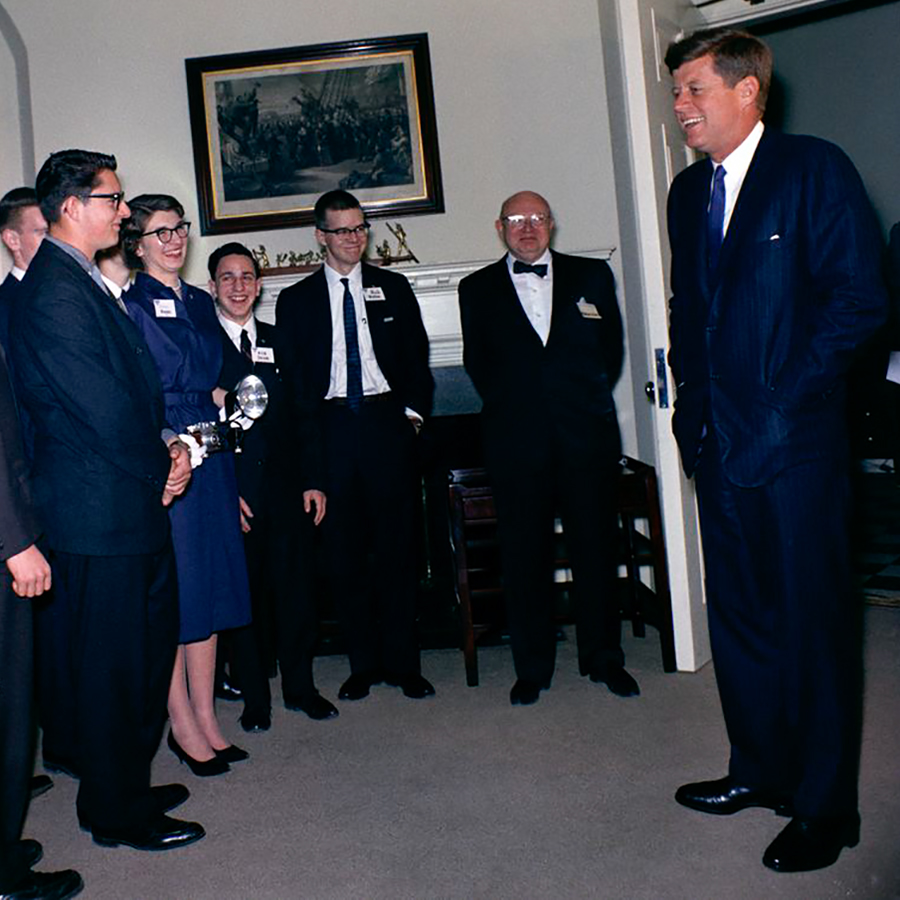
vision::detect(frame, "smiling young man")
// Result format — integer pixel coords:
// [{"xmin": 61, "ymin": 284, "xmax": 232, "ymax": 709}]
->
[
  {"xmin": 276, "ymin": 191, "xmax": 434, "ymax": 703},
  {"xmin": 664, "ymin": 29, "xmax": 887, "ymax": 873},
  {"xmin": 209, "ymin": 242, "xmax": 333, "ymax": 730}
]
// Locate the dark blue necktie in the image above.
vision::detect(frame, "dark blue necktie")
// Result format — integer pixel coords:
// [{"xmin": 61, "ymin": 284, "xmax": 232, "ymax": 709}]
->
[
  {"xmin": 707, "ymin": 164, "xmax": 726, "ymax": 270},
  {"xmin": 341, "ymin": 277, "xmax": 363, "ymax": 412}
]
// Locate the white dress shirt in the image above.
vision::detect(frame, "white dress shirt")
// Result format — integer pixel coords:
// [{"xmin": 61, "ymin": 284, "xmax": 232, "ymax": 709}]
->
[
  {"xmin": 711, "ymin": 120, "xmax": 765, "ymax": 238},
  {"xmin": 507, "ymin": 250, "xmax": 553, "ymax": 345},
  {"xmin": 217, "ymin": 311, "xmax": 258, "ymax": 354}
]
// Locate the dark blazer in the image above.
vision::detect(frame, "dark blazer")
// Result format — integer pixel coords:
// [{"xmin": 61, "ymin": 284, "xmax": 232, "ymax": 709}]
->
[
  {"xmin": 274, "ymin": 263, "xmax": 434, "ymax": 487},
  {"xmin": 0, "ymin": 272, "xmax": 20, "ymax": 356},
  {"xmin": 667, "ymin": 129, "xmax": 888, "ymax": 487},
  {"xmin": 459, "ymin": 250, "xmax": 623, "ymax": 467},
  {"xmin": 10, "ymin": 240, "xmax": 171, "ymax": 556},
  {"xmin": 218, "ymin": 318, "xmax": 292, "ymax": 512}
]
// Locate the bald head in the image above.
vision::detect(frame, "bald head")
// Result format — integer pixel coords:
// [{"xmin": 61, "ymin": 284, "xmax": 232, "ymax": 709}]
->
[{"xmin": 496, "ymin": 191, "xmax": 554, "ymax": 264}]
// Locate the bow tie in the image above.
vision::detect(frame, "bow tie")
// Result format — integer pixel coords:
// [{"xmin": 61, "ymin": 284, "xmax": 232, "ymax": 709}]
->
[{"xmin": 513, "ymin": 260, "xmax": 548, "ymax": 278}]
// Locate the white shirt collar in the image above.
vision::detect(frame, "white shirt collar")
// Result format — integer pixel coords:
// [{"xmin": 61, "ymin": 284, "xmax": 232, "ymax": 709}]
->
[
  {"xmin": 506, "ymin": 249, "xmax": 552, "ymax": 276},
  {"xmin": 217, "ymin": 309, "xmax": 257, "ymax": 348},
  {"xmin": 324, "ymin": 261, "xmax": 362, "ymax": 290},
  {"xmin": 11, "ymin": 266, "xmax": 26, "ymax": 282}
]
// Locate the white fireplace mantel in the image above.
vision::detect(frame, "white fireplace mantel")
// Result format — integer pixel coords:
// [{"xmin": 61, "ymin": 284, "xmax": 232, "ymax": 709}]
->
[{"xmin": 259, "ymin": 250, "xmax": 613, "ymax": 369}]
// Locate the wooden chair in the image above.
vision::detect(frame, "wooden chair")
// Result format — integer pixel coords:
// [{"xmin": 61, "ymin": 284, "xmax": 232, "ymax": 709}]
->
[{"xmin": 447, "ymin": 457, "xmax": 676, "ymax": 686}]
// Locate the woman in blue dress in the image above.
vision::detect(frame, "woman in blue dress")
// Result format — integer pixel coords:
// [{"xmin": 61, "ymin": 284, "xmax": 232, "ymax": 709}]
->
[{"xmin": 122, "ymin": 195, "xmax": 250, "ymax": 775}]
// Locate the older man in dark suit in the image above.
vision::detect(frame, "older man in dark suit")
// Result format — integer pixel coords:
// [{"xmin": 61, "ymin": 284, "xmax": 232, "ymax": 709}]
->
[
  {"xmin": 459, "ymin": 191, "xmax": 635, "ymax": 706},
  {"xmin": 665, "ymin": 29, "xmax": 887, "ymax": 872},
  {"xmin": 210, "ymin": 242, "xmax": 333, "ymax": 731},
  {"xmin": 11, "ymin": 149, "xmax": 202, "ymax": 852},
  {"xmin": 276, "ymin": 190, "xmax": 434, "ymax": 702}
]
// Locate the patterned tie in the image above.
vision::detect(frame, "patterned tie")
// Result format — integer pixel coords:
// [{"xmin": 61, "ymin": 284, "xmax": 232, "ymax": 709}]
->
[
  {"xmin": 707, "ymin": 164, "xmax": 727, "ymax": 271},
  {"xmin": 240, "ymin": 328, "xmax": 252, "ymax": 362},
  {"xmin": 341, "ymin": 278, "xmax": 363, "ymax": 412}
]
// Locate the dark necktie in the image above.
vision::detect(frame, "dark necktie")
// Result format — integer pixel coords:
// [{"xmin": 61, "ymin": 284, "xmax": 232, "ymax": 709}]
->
[
  {"xmin": 240, "ymin": 328, "xmax": 252, "ymax": 362},
  {"xmin": 707, "ymin": 164, "xmax": 727, "ymax": 270},
  {"xmin": 341, "ymin": 278, "xmax": 363, "ymax": 412},
  {"xmin": 513, "ymin": 260, "xmax": 548, "ymax": 278}
]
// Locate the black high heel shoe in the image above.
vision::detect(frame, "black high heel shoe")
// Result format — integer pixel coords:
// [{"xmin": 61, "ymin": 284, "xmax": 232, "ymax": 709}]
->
[
  {"xmin": 214, "ymin": 744, "xmax": 249, "ymax": 763},
  {"xmin": 167, "ymin": 731, "xmax": 230, "ymax": 777}
]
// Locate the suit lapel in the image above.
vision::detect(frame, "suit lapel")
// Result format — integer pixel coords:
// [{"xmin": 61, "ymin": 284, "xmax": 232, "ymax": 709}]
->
[{"xmin": 495, "ymin": 258, "xmax": 545, "ymax": 350}]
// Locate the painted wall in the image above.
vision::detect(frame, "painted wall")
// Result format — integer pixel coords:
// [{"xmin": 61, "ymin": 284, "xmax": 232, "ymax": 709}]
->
[{"xmin": 759, "ymin": 0, "xmax": 900, "ymax": 233}]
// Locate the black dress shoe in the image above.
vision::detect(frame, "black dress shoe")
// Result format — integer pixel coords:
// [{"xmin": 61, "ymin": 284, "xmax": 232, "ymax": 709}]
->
[
  {"xmin": 20, "ymin": 839, "xmax": 42, "ymax": 869},
  {"xmin": 167, "ymin": 732, "xmax": 230, "ymax": 777},
  {"xmin": 213, "ymin": 744, "xmax": 249, "ymax": 763},
  {"xmin": 40, "ymin": 756, "xmax": 78, "ymax": 779},
  {"xmin": 338, "ymin": 672, "xmax": 382, "ymax": 701},
  {"xmin": 89, "ymin": 813, "xmax": 205, "ymax": 851},
  {"xmin": 763, "ymin": 814, "xmax": 860, "ymax": 872},
  {"xmin": 239, "ymin": 709, "xmax": 272, "ymax": 732},
  {"xmin": 214, "ymin": 677, "xmax": 242, "ymax": 702},
  {"xmin": 589, "ymin": 663, "xmax": 640, "ymax": 697},
  {"xmin": 675, "ymin": 776, "xmax": 793, "ymax": 816},
  {"xmin": 29, "ymin": 775, "xmax": 53, "ymax": 800},
  {"xmin": 383, "ymin": 673, "xmax": 435, "ymax": 699},
  {"xmin": 284, "ymin": 693, "xmax": 339, "ymax": 720},
  {"xmin": 151, "ymin": 783, "xmax": 189, "ymax": 814},
  {"xmin": 0, "ymin": 868, "xmax": 83, "ymax": 900},
  {"xmin": 510, "ymin": 679, "xmax": 543, "ymax": 705}
]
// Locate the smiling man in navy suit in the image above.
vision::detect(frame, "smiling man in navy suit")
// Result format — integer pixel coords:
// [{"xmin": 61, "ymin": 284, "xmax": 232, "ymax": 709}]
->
[
  {"xmin": 665, "ymin": 29, "xmax": 887, "ymax": 873},
  {"xmin": 275, "ymin": 191, "xmax": 434, "ymax": 703},
  {"xmin": 459, "ymin": 191, "xmax": 635, "ymax": 706}
]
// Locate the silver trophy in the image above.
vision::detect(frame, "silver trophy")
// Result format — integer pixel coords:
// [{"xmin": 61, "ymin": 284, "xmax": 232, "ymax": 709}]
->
[{"xmin": 181, "ymin": 375, "xmax": 269, "ymax": 466}]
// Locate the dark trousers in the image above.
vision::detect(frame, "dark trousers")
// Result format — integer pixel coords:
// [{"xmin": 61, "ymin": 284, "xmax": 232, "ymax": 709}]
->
[
  {"xmin": 694, "ymin": 434, "xmax": 862, "ymax": 818},
  {"xmin": 46, "ymin": 545, "xmax": 179, "ymax": 830},
  {"xmin": 321, "ymin": 399, "xmax": 420, "ymax": 676},
  {"xmin": 223, "ymin": 499, "xmax": 320, "ymax": 712},
  {"xmin": 0, "ymin": 578, "xmax": 34, "ymax": 890},
  {"xmin": 488, "ymin": 438, "xmax": 623, "ymax": 686}
]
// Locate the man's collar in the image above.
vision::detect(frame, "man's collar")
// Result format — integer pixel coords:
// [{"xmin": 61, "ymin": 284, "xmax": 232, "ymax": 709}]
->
[
  {"xmin": 10, "ymin": 266, "xmax": 26, "ymax": 282},
  {"xmin": 324, "ymin": 261, "xmax": 362, "ymax": 286}
]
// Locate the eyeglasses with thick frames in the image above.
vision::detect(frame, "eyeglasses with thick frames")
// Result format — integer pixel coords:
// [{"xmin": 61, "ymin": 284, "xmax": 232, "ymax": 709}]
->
[
  {"xmin": 318, "ymin": 223, "xmax": 371, "ymax": 238},
  {"xmin": 501, "ymin": 213, "xmax": 551, "ymax": 230},
  {"xmin": 83, "ymin": 191, "xmax": 126, "ymax": 209},
  {"xmin": 142, "ymin": 222, "xmax": 191, "ymax": 244}
]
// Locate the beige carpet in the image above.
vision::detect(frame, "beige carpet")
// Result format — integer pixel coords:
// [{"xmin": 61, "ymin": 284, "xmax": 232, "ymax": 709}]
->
[{"xmin": 21, "ymin": 609, "xmax": 900, "ymax": 900}]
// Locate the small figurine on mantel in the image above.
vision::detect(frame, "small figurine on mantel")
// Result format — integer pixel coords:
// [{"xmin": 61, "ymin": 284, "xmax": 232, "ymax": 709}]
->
[
  {"xmin": 253, "ymin": 245, "xmax": 270, "ymax": 269},
  {"xmin": 386, "ymin": 222, "xmax": 419, "ymax": 264}
]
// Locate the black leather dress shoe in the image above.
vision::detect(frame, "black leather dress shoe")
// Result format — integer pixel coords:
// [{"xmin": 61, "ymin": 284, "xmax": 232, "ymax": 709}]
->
[
  {"xmin": 40, "ymin": 756, "xmax": 78, "ymax": 779},
  {"xmin": 239, "ymin": 709, "xmax": 272, "ymax": 732},
  {"xmin": 21, "ymin": 839, "xmax": 42, "ymax": 869},
  {"xmin": 0, "ymin": 868, "xmax": 83, "ymax": 900},
  {"xmin": 383, "ymin": 673, "xmax": 435, "ymax": 699},
  {"xmin": 29, "ymin": 776, "xmax": 53, "ymax": 800},
  {"xmin": 284, "ymin": 693, "xmax": 339, "ymax": 720},
  {"xmin": 589, "ymin": 663, "xmax": 640, "ymax": 697},
  {"xmin": 675, "ymin": 776, "xmax": 793, "ymax": 816},
  {"xmin": 338, "ymin": 672, "xmax": 382, "ymax": 701},
  {"xmin": 89, "ymin": 814, "xmax": 205, "ymax": 851},
  {"xmin": 510, "ymin": 679, "xmax": 543, "ymax": 705},
  {"xmin": 763, "ymin": 814, "xmax": 860, "ymax": 872},
  {"xmin": 151, "ymin": 783, "xmax": 189, "ymax": 814},
  {"xmin": 214, "ymin": 677, "xmax": 242, "ymax": 702}
]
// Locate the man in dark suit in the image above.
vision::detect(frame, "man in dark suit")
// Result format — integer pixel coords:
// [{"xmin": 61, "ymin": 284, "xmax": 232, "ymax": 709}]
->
[
  {"xmin": 459, "ymin": 191, "xmax": 636, "ymax": 706},
  {"xmin": 0, "ymin": 188, "xmax": 47, "ymax": 354},
  {"xmin": 209, "ymin": 242, "xmax": 334, "ymax": 730},
  {"xmin": 0, "ymin": 346, "xmax": 82, "ymax": 899},
  {"xmin": 276, "ymin": 190, "xmax": 434, "ymax": 701},
  {"xmin": 665, "ymin": 29, "xmax": 887, "ymax": 873},
  {"xmin": 11, "ymin": 149, "xmax": 203, "ymax": 851}
]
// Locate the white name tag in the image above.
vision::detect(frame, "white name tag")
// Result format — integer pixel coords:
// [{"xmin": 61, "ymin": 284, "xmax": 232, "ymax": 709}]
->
[
  {"xmin": 253, "ymin": 346, "xmax": 275, "ymax": 364},
  {"xmin": 364, "ymin": 287, "xmax": 386, "ymax": 302},
  {"xmin": 576, "ymin": 299, "xmax": 601, "ymax": 320},
  {"xmin": 153, "ymin": 298, "xmax": 177, "ymax": 318}
]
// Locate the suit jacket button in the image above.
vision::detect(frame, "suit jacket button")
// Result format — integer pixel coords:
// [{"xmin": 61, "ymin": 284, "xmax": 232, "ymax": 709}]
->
[{"xmin": 135, "ymin": 347, "xmax": 143, "ymax": 355}]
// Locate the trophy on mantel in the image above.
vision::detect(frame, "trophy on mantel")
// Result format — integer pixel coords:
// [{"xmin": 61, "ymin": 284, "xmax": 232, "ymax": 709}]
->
[{"xmin": 180, "ymin": 375, "xmax": 269, "ymax": 468}]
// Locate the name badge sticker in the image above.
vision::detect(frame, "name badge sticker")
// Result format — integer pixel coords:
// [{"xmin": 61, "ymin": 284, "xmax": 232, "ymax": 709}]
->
[
  {"xmin": 364, "ymin": 287, "xmax": 386, "ymax": 302},
  {"xmin": 153, "ymin": 298, "xmax": 177, "ymax": 318},
  {"xmin": 576, "ymin": 298, "xmax": 602, "ymax": 320},
  {"xmin": 253, "ymin": 346, "xmax": 275, "ymax": 364}
]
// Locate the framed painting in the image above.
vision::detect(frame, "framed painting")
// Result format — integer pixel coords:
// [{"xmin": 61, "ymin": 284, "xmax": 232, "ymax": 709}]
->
[{"xmin": 185, "ymin": 33, "xmax": 443, "ymax": 235}]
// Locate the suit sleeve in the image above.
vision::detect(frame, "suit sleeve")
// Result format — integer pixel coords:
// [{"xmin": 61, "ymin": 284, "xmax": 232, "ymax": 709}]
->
[
  {"xmin": 390, "ymin": 274, "xmax": 434, "ymax": 417},
  {"xmin": 777, "ymin": 145, "xmax": 887, "ymax": 400}
]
